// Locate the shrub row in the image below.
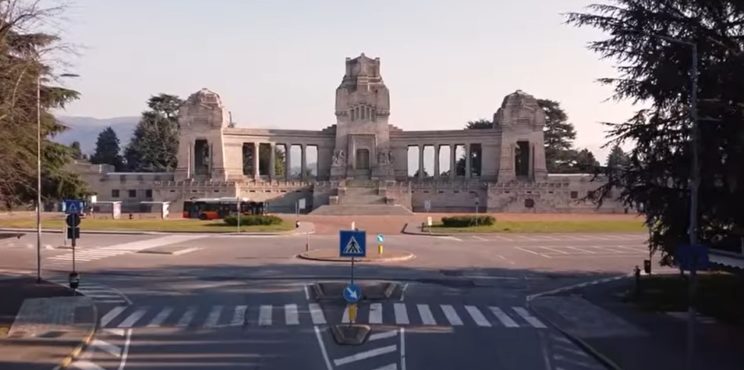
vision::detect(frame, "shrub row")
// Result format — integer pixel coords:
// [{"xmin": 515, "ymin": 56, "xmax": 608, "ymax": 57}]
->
[
  {"xmin": 223, "ymin": 215, "xmax": 283, "ymax": 226},
  {"xmin": 440, "ymin": 215, "xmax": 495, "ymax": 227}
]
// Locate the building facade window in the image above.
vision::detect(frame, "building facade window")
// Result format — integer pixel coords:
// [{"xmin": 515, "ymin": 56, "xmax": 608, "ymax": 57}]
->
[
  {"xmin": 128, "ymin": 189, "xmax": 137, "ymax": 198},
  {"xmin": 111, "ymin": 189, "xmax": 120, "ymax": 198},
  {"xmin": 570, "ymin": 191, "xmax": 578, "ymax": 199},
  {"xmin": 145, "ymin": 189, "xmax": 153, "ymax": 198}
]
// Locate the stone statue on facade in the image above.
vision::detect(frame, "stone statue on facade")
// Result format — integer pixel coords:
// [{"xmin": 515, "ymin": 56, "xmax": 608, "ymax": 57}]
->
[
  {"xmin": 377, "ymin": 150, "xmax": 394, "ymax": 165},
  {"xmin": 332, "ymin": 150, "xmax": 346, "ymax": 166}
]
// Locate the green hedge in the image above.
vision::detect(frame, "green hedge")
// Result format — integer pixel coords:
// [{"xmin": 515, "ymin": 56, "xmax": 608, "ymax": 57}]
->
[
  {"xmin": 223, "ymin": 215, "xmax": 283, "ymax": 226},
  {"xmin": 440, "ymin": 215, "xmax": 495, "ymax": 227}
]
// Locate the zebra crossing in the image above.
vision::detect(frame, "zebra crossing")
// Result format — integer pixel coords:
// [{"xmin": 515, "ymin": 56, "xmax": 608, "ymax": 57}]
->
[
  {"xmin": 44, "ymin": 234, "xmax": 205, "ymax": 267},
  {"xmin": 98, "ymin": 302, "xmax": 546, "ymax": 330},
  {"xmin": 46, "ymin": 278, "xmax": 130, "ymax": 305}
]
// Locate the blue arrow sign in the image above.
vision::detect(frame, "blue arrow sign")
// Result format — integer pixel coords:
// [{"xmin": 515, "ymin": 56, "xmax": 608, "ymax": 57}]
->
[
  {"xmin": 343, "ymin": 283, "xmax": 362, "ymax": 303},
  {"xmin": 376, "ymin": 234, "xmax": 384, "ymax": 243},
  {"xmin": 339, "ymin": 230, "xmax": 366, "ymax": 257}
]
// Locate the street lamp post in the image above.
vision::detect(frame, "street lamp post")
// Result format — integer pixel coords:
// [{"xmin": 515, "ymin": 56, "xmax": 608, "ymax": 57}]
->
[{"xmin": 35, "ymin": 74, "xmax": 42, "ymax": 284}]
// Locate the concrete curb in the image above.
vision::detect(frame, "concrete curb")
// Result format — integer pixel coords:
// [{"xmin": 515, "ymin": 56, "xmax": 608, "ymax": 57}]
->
[
  {"xmin": 401, "ymin": 223, "xmax": 452, "ymax": 237},
  {"xmin": 56, "ymin": 300, "xmax": 99, "ymax": 370},
  {"xmin": 525, "ymin": 274, "xmax": 631, "ymax": 370},
  {"xmin": 297, "ymin": 250, "xmax": 415, "ymax": 263}
]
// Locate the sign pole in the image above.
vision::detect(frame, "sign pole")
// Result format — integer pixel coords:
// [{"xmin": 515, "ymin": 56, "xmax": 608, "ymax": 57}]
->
[
  {"xmin": 236, "ymin": 197, "xmax": 241, "ymax": 233},
  {"xmin": 350, "ymin": 256, "xmax": 355, "ymax": 285},
  {"xmin": 72, "ymin": 232, "xmax": 76, "ymax": 273}
]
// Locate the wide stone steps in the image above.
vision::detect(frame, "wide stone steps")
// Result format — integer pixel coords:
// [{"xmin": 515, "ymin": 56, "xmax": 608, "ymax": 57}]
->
[{"xmin": 311, "ymin": 204, "xmax": 413, "ymax": 215}]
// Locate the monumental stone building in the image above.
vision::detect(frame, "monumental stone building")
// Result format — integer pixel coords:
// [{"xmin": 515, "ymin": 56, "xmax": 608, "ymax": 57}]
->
[{"xmin": 75, "ymin": 54, "xmax": 625, "ymax": 215}]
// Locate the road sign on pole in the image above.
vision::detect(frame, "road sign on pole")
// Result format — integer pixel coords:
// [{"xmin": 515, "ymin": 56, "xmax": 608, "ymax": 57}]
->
[
  {"xmin": 676, "ymin": 244, "xmax": 709, "ymax": 271},
  {"xmin": 64, "ymin": 199, "xmax": 84, "ymax": 215},
  {"xmin": 339, "ymin": 230, "xmax": 366, "ymax": 257},
  {"xmin": 343, "ymin": 283, "xmax": 362, "ymax": 304}
]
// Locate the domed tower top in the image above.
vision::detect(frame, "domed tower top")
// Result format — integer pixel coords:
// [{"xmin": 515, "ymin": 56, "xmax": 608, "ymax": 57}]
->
[
  {"xmin": 179, "ymin": 88, "xmax": 229, "ymax": 129},
  {"xmin": 493, "ymin": 90, "xmax": 545, "ymax": 128}
]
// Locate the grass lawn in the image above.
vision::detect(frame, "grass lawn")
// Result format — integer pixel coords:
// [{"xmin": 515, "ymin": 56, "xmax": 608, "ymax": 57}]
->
[
  {"xmin": 625, "ymin": 272, "xmax": 744, "ymax": 324},
  {"xmin": 430, "ymin": 219, "xmax": 646, "ymax": 233},
  {"xmin": 0, "ymin": 217, "xmax": 294, "ymax": 233}
]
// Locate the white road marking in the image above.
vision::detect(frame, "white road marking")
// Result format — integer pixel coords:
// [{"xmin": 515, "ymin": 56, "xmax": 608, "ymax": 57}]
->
[
  {"xmin": 231, "ymin": 305, "xmax": 247, "ymax": 326},
  {"xmin": 538, "ymin": 246, "xmax": 570, "ymax": 255},
  {"xmin": 472, "ymin": 236, "xmax": 488, "ymax": 241},
  {"xmin": 369, "ymin": 303, "xmax": 383, "ymax": 324},
  {"xmin": 372, "ymin": 364, "xmax": 398, "ymax": 370},
  {"xmin": 341, "ymin": 305, "xmax": 350, "ymax": 323},
  {"xmin": 332, "ymin": 345, "xmax": 397, "ymax": 366},
  {"xmin": 489, "ymin": 306, "xmax": 519, "ymax": 328},
  {"xmin": 118, "ymin": 328, "xmax": 132, "ymax": 370},
  {"xmin": 176, "ymin": 306, "xmax": 197, "ymax": 327},
  {"xmin": 91, "ymin": 339, "xmax": 121, "ymax": 357},
  {"xmin": 440, "ymin": 305, "xmax": 463, "ymax": 326},
  {"xmin": 204, "ymin": 305, "xmax": 223, "ymax": 327},
  {"xmin": 314, "ymin": 326, "xmax": 333, "ymax": 370},
  {"xmin": 146, "ymin": 307, "xmax": 173, "ymax": 327},
  {"xmin": 464, "ymin": 305, "xmax": 491, "ymax": 327},
  {"xmin": 258, "ymin": 305, "xmax": 273, "ymax": 326},
  {"xmin": 416, "ymin": 304, "xmax": 436, "ymax": 325},
  {"xmin": 394, "ymin": 303, "xmax": 409, "ymax": 325},
  {"xmin": 516, "ymin": 246, "xmax": 552, "ymax": 258},
  {"xmin": 304, "ymin": 284, "xmax": 310, "ymax": 300},
  {"xmin": 368, "ymin": 330, "xmax": 398, "ymax": 341},
  {"xmin": 118, "ymin": 308, "xmax": 147, "ymax": 328},
  {"xmin": 513, "ymin": 307, "xmax": 547, "ymax": 328},
  {"xmin": 285, "ymin": 304, "xmax": 299, "ymax": 325},
  {"xmin": 100, "ymin": 306, "xmax": 126, "ymax": 327},
  {"xmin": 400, "ymin": 283, "xmax": 409, "ymax": 301},
  {"xmin": 565, "ymin": 246, "xmax": 597, "ymax": 254},
  {"xmin": 436, "ymin": 236, "xmax": 462, "ymax": 242},
  {"xmin": 400, "ymin": 327, "xmax": 407, "ymax": 370},
  {"xmin": 68, "ymin": 360, "xmax": 105, "ymax": 370},
  {"xmin": 309, "ymin": 303, "xmax": 326, "ymax": 324}
]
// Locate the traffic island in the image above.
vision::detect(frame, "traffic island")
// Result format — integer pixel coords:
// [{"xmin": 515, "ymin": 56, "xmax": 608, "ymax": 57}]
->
[
  {"xmin": 331, "ymin": 324, "xmax": 371, "ymax": 345},
  {"xmin": 298, "ymin": 248, "xmax": 414, "ymax": 263},
  {"xmin": 312, "ymin": 281, "xmax": 402, "ymax": 301}
]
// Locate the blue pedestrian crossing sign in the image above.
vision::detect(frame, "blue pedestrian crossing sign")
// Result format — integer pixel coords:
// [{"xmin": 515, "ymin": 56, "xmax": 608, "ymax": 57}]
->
[
  {"xmin": 343, "ymin": 283, "xmax": 362, "ymax": 303},
  {"xmin": 339, "ymin": 230, "xmax": 366, "ymax": 257},
  {"xmin": 64, "ymin": 199, "xmax": 84, "ymax": 215}
]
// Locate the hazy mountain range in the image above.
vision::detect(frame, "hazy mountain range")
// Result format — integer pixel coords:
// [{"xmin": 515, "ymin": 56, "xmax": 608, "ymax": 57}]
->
[{"xmin": 54, "ymin": 116, "xmax": 139, "ymax": 155}]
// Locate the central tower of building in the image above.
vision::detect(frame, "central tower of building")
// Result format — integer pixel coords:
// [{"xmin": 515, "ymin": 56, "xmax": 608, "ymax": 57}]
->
[{"xmin": 330, "ymin": 53, "xmax": 393, "ymax": 180}]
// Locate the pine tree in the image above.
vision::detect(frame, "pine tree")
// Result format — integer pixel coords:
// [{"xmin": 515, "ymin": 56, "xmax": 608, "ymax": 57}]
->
[
  {"xmin": 70, "ymin": 141, "xmax": 82, "ymax": 160},
  {"xmin": 90, "ymin": 127, "xmax": 124, "ymax": 170},
  {"xmin": 538, "ymin": 99, "xmax": 578, "ymax": 173},
  {"xmin": 568, "ymin": 0, "xmax": 744, "ymax": 261},
  {"xmin": 125, "ymin": 94, "xmax": 182, "ymax": 172}
]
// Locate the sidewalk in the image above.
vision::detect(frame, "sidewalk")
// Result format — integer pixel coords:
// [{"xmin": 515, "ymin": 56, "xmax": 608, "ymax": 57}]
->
[
  {"xmin": 0, "ymin": 276, "xmax": 98, "ymax": 370},
  {"xmin": 531, "ymin": 278, "xmax": 744, "ymax": 370}
]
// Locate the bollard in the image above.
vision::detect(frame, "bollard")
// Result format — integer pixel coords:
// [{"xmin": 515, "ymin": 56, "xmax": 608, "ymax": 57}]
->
[
  {"xmin": 634, "ymin": 265, "xmax": 642, "ymax": 298},
  {"xmin": 378, "ymin": 244, "xmax": 383, "ymax": 255},
  {"xmin": 643, "ymin": 259, "xmax": 652, "ymax": 274}
]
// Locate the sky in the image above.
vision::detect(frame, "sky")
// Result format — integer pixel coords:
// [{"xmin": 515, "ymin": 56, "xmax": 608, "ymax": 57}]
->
[{"xmin": 57, "ymin": 0, "xmax": 637, "ymax": 162}]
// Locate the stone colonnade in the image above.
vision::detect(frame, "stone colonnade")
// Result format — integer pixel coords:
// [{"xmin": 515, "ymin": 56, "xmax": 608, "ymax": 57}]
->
[
  {"xmin": 242, "ymin": 142, "xmax": 314, "ymax": 181},
  {"xmin": 410, "ymin": 143, "xmax": 480, "ymax": 180}
]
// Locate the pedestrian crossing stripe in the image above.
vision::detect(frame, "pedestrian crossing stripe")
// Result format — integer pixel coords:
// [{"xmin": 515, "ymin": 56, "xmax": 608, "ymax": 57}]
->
[
  {"xmin": 98, "ymin": 303, "xmax": 546, "ymax": 329},
  {"xmin": 343, "ymin": 236, "xmax": 362, "ymax": 254}
]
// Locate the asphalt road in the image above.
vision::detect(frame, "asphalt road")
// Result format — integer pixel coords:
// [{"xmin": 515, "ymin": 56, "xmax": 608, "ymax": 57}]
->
[{"xmin": 0, "ymin": 229, "xmax": 651, "ymax": 370}]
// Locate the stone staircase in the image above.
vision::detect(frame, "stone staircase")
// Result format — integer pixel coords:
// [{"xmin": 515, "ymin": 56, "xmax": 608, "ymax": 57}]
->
[{"xmin": 311, "ymin": 180, "xmax": 413, "ymax": 215}]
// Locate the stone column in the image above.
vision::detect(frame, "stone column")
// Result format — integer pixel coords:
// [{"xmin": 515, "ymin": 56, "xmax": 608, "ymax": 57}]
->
[
  {"xmin": 301, "ymin": 144, "xmax": 307, "ymax": 180},
  {"xmin": 269, "ymin": 143, "xmax": 276, "ymax": 180},
  {"xmin": 434, "ymin": 145, "xmax": 440, "ymax": 178},
  {"xmin": 253, "ymin": 142, "xmax": 260, "ymax": 180},
  {"xmin": 450, "ymin": 144, "xmax": 456, "ymax": 179},
  {"xmin": 285, "ymin": 144, "xmax": 292, "ymax": 181},
  {"xmin": 465, "ymin": 143, "xmax": 471, "ymax": 179},
  {"xmin": 418, "ymin": 144, "xmax": 424, "ymax": 180}
]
